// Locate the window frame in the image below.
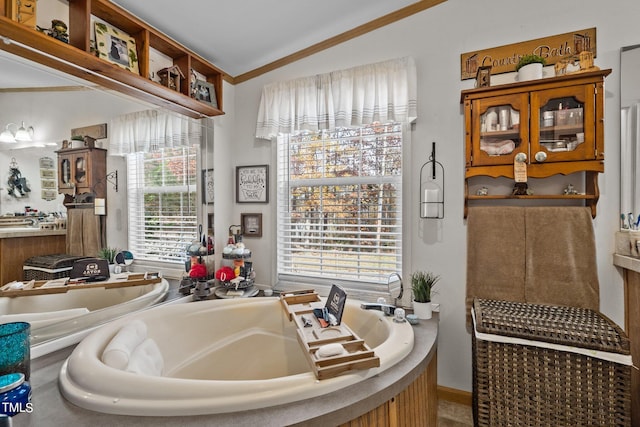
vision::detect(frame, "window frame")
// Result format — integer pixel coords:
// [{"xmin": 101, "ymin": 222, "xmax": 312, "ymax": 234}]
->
[{"xmin": 276, "ymin": 123, "xmax": 406, "ymax": 296}]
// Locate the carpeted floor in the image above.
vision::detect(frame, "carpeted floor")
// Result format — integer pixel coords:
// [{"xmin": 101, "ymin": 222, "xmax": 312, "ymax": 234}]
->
[{"xmin": 438, "ymin": 400, "xmax": 473, "ymax": 426}]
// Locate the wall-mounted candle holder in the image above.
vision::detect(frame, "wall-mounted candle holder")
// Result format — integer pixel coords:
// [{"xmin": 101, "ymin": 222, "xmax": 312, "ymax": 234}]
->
[{"xmin": 419, "ymin": 142, "xmax": 444, "ymax": 219}]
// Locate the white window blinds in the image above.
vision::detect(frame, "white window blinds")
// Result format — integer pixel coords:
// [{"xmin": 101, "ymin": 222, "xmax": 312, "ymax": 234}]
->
[
  {"xmin": 127, "ymin": 146, "xmax": 198, "ymax": 264},
  {"xmin": 277, "ymin": 123, "xmax": 403, "ymax": 286}
]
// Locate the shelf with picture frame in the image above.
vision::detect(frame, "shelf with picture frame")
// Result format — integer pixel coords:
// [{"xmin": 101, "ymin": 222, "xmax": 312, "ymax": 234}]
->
[{"xmin": 0, "ymin": 0, "xmax": 225, "ymax": 119}]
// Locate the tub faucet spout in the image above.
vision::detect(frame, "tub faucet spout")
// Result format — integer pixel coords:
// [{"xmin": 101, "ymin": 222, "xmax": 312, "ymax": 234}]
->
[
  {"xmin": 387, "ymin": 272, "xmax": 403, "ymax": 306},
  {"xmin": 360, "ymin": 302, "xmax": 397, "ymax": 316}
]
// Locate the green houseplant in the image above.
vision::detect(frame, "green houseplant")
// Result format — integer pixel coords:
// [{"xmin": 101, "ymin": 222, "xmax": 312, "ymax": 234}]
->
[
  {"xmin": 515, "ymin": 54, "xmax": 546, "ymax": 81},
  {"xmin": 97, "ymin": 247, "xmax": 119, "ymax": 265},
  {"xmin": 411, "ymin": 270, "xmax": 440, "ymax": 319}
]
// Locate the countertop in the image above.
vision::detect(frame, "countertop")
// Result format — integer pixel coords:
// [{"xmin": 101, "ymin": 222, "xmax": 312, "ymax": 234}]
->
[
  {"xmin": 0, "ymin": 227, "xmax": 66, "ymax": 239},
  {"xmin": 12, "ymin": 308, "xmax": 438, "ymax": 427},
  {"xmin": 613, "ymin": 253, "xmax": 640, "ymax": 274}
]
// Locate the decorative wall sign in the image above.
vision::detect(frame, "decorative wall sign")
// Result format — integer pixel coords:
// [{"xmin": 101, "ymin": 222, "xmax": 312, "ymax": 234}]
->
[
  {"xmin": 71, "ymin": 123, "xmax": 107, "ymax": 140},
  {"xmin": 460, "ymin": 28, "xmax": 597, "ymax": 80},
  {"xmin": 236, "ymin": 165, "xmax": 269, "ymax": 203}
]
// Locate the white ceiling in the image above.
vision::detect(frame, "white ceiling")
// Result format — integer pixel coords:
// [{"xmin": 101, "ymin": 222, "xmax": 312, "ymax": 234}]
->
[
  {"xmin": 0, "ymin": 0, "xmax": 423, "ymax": 89},
  {"xmin": 110, "ymin": 0, "xmax": 421, "ymax": 77}
]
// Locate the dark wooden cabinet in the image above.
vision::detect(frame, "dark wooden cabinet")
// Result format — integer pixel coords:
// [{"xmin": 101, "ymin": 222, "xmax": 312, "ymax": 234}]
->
[
  {"xmin": 461, "ymin": 69, "xmax": 611, "ymax": 217},
  {"xmin": 57, "ymin": 147, "xmax": 107, "ymax": 200}
]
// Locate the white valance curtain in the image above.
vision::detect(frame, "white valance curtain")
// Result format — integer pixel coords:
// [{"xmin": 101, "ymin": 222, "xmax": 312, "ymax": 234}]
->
[
  {"xmin": 255, "ymin": 57, "xmax": 417, "ymax": 140},
  {"xmin": 109, "ymin": 109, "xmax": 202, "ymax": 155}
]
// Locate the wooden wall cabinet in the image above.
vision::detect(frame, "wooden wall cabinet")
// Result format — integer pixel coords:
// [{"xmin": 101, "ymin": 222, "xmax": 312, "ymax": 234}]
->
[
  {"xmin": 461, "ymin": 69, "xmax": 611, "ymax": 217},
  {"xmin": 6, "ymin": 0, "xmax": 36, "ymax": 28},
  {"xmin": 0, "ymin": 0, "xmax": 225, "ymax": 118},
  {"xmin": 57, "ymin": 147, "xmax": 107, "ymax": 201}
]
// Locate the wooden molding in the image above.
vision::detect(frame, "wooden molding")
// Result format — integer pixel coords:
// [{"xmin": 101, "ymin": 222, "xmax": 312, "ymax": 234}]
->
[
  {"xmin": 437, "ymin": 385, "xmax": 472, "ymax": 407},
  {"xmin": 233, "ymin": 0, "xmax": 447, "ymax": 84}
]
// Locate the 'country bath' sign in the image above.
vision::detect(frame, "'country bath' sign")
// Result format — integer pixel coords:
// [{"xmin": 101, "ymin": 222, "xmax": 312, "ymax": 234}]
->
[{"xmin": 460, "ymin": 28, "xmax": 597, "ymax": 80}]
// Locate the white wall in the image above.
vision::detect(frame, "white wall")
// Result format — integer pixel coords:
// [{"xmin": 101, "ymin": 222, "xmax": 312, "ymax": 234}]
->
[{"xmin": 230, "ymin": 0, "xmax": 640, "ymax": 391}]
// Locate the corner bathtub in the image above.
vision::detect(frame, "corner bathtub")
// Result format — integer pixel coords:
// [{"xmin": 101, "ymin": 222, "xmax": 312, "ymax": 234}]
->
[
  {"xmin": 59, "ymin": 297, "xmax": 414, "ymax": 416},
  {"xmin": 0, "ymin": 279, "xmax": 169, "ymax": 332}
]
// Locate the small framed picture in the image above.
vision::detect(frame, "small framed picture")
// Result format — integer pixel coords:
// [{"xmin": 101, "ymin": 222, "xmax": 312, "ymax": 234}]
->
[
  {"xmin": 41, "ymin": 189, "xmax": 57, "ymax": 201},
  {"xmin": 236, "ymin": 165, "xmax": 269, "ymax": 203},
  {"xmin": 475, "ymin": 65, "xmax": 491, "ymax": 88},
  {"xmin": 202, "ymin": 168, "xmax": 214, "ymax": 205},
  {"xmin": 94, "ymin": 22, "xmax": 140, "ymax": 74},
  {"xmin": 41, "ymin": 179, "xmax": 57, "ymax": 189},
  {"xmin": 40, "ymin": 169, "xmax": 56, "ymax": 179},
  {"xmin": 241, "ymin": 213, "xmax": 263, "ymax": 238},
  {"xmin": 194, "ymin": 79, "xmax": 218, "ymax": 108}
]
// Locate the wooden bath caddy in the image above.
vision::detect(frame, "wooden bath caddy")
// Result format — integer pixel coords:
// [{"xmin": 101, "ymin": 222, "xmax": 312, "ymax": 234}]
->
[
  {"xmin": 0, "ymin": 274, "xmax": 162, "ymax": 298},
  {"xmin": 280, "ymin": 289, "xmax": 380, "ymax": 380}
]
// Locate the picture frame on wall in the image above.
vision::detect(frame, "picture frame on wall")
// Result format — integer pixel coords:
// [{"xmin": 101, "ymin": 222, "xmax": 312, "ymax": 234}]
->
[
  {"xmin": 194, "ymin": 79, "xmax": 218, "ymax": 108},
  {"xmin": 94, "ymin": 22, "xmax": 140, "ymax": 74},
  {"xmin": 202, "ymin": 168, "xmax": 214, "ymax": 205},
  {"xmin": 236, "ymin": 165, "xmax": 269, "ymax": 203},
  {"xmin": 241, "ymin": 213, "xmax": 262, "ymax": 238}
]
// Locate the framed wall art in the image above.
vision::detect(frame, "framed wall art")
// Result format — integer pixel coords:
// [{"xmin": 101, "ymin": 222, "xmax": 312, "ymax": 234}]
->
[
  {"xmin": 95, "ymin": 22, "xmax": 140, "ymax": 74},
  {"xmin": 194, "ymin": 79, "xmax": 218, "ymax": 108},
  {"xmin": 236, "ymin": 165, "xmax": 269, "ymax": 203},
  {"xmin": 241, "ymin": 213, "xmax": 262, "ymax": 238}
]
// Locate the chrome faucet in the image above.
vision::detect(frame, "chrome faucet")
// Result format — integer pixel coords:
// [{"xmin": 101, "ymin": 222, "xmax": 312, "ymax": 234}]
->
[
  {"xmin": 387, "ymin": 272, "xmax": 404, "ymax": 307},
  {"xmin": 360, "ymin": 272, "xmax": 405, "ymax": 316},
  {"xmin": 360, "ymin": 302, "xmax": 397, "ymax": 316}
]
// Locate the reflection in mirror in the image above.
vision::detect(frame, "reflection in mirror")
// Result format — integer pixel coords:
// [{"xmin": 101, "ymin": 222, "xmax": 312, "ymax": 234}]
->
[
  {"xmin": 621, "ymin": 44, "xmax": 640, "ymax": 217},
  {"xmin": 0, "ymin": 47, "xmax": 214, "ymax": 354}
]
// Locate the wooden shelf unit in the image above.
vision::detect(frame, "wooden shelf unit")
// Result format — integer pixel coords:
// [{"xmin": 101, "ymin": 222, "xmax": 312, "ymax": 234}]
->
[
  {"xmin": 0, "ymin": 0, "xmax": 225, "ymax": 119},
  {"xmin": 461, "ymin": 69, "xmax": 611, "ymax": 218}
]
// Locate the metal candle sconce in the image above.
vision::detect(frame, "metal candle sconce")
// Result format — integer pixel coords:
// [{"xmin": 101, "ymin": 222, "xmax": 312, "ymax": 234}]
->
[{"xmin": 419, "ymin": 142, "xmax": 444, "ymax": 219}]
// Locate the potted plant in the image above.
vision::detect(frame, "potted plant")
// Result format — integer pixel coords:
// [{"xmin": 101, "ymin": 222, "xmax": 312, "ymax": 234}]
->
[
  {"xmin": 515, "ymin": 54, "xmax": 547, "ymax": 81},
  {"xmin": 97, "ymin": 247, "xmax": 119, "ymax": 273},
  {"xmin": 411, "ymin": 270, "xmax": 440, "ymax": 319}
]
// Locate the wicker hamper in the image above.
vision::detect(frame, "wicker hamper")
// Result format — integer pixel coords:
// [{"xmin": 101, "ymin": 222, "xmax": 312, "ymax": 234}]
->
[
  {"xmin": 472, "ymin": 298, "xmax": 632, "ymax": 427},
  {"xmin": 23, "ymin": 254, "xmax": 90, "ymax": 280}
]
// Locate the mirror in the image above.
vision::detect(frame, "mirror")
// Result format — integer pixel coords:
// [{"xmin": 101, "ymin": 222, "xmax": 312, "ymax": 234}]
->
[
  {"xmin": 0, "ymin": 47, "xmax": 214, "ymax": 352},
  {"xmin": 620, "ymin": 44, "xmax": 640, "ymax": 221}
]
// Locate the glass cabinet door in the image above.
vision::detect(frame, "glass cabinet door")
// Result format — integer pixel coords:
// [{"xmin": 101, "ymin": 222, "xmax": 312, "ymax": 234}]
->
[
  {"xmin": 531, "ymin": 85, "xmax": 595, "ymax": 162},
  {"xmin": 471, "ymin": 93, "xmax": 528, "ymax": 166}
]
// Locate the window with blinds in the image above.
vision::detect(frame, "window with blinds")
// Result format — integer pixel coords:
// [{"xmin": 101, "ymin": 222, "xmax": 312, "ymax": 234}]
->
[
  {"xmin": 277, "ymin": 123, "xmax": 403, "ymax": 288},
  {"xmin": 127, "ymin": 146, "xmax": 198, "ymax": 264}
]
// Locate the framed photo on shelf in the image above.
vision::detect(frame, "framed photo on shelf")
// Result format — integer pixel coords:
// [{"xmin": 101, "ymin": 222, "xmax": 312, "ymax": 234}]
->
[
  {"xmin": 202, "ymin": 168, "xmax": 214, "ymax": 205},
  {"xmin": 241, "ymin": 213, "xmax": 263, "ymax": 238},
  {"xmin": 236, "ymin": 165, "xmax": 269, "ymax": 203},
  {"xmin": 194, "ymin": 79, "xmax": 218, "ymax": 108},
  {"xmin": 94, "ymin": 22, "xmax": 140, "ymax": 74}
]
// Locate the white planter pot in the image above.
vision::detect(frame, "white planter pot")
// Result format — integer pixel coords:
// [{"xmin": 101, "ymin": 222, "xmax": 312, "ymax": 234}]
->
[
  {"xmin": 413, "ymin": 301, "xmax": 432, "ymax": 320},
  {"xmin": 517, "ymin": 63, "xmax": 543, "ymax": 81}
]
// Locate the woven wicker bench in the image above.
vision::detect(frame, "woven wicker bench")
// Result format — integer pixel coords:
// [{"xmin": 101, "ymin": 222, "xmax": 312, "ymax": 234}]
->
[{"xmin": 472, "ymin": 298, "xmax": 632, "ymax": 427}]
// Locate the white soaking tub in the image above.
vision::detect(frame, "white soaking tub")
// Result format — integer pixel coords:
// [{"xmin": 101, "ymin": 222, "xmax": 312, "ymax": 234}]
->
[
  {"xmin": 59, "ymin": 297, "xmax": 414, "ymax": 416},
  {"xmin": 0, "ymin": 278, "xmax": 168, "ymax": 330}
]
